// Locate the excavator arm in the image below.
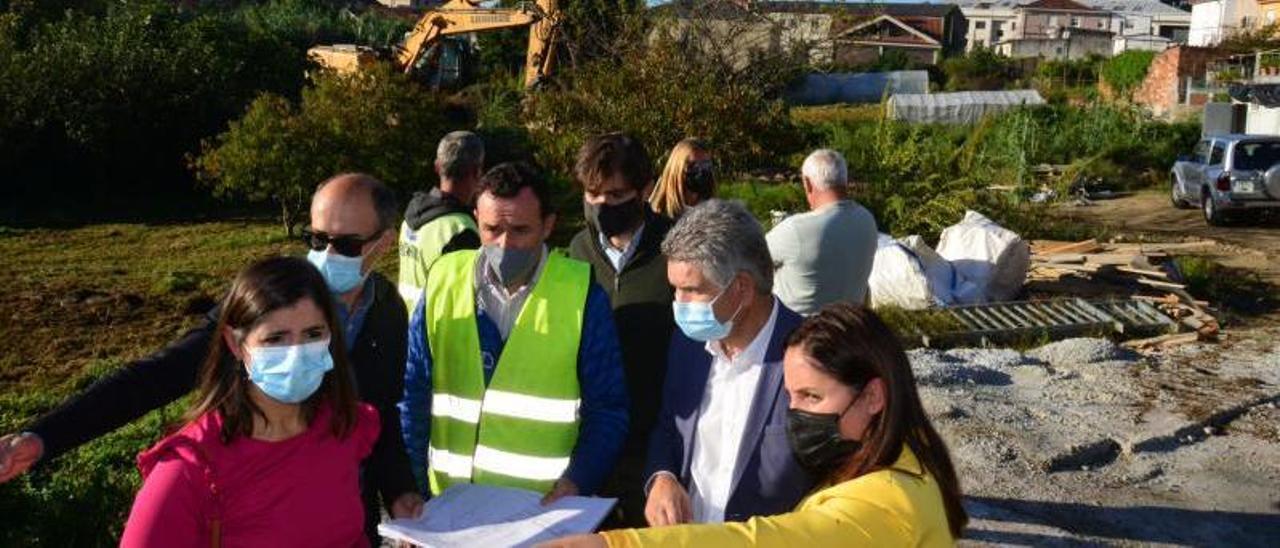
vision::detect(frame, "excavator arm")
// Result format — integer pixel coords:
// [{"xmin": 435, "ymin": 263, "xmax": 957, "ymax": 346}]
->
[
  {"xmin": 308, "ymin": 0, "xmax": 560, "ymax": 88},
  {"xmin": 393, "ymin": 0, "xmax": 560, "ymax": 88}
]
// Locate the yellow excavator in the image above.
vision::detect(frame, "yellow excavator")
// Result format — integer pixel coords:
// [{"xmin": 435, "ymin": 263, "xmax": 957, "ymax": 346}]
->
[{"xmin": 308, "ymin": 0, "xmax": 561, "ymax": 89}]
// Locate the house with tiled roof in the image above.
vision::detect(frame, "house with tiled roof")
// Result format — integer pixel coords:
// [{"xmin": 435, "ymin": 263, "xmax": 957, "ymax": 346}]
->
[
  {"xmin": 1017, "ymin": 0, "xmax": 1115, "ymax": 36},
  {"xmin": 651, "ymin": 1, "xmax": 967, "ymax": 67},
  {"xmin": 953, "ymin": 0, "xmax": 1191, "ymax": 53}
]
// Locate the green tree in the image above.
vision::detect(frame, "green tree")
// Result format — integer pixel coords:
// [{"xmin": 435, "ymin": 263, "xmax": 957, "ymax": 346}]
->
[
  {"xmin": 524, "ymin": 16, "xmax": 807, "ymax": 176},
  {"xmin": 194, "ymin": 65, "xmax": 452, "ymax": 235},
  {"xmin": 940, "ymin": 47, "xmax": 1021, "ymax": 91}
]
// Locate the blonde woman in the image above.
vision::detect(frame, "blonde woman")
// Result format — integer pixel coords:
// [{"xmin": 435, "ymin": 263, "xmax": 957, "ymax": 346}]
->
[{"xmin": 649, "ymin": 138, "xmax": 715, "ymax": 219}]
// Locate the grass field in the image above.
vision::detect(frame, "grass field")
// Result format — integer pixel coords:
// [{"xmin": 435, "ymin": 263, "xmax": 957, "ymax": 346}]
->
[{"xmin": 0, "ymin": 220, "xmax": 355, "ymax": 545}]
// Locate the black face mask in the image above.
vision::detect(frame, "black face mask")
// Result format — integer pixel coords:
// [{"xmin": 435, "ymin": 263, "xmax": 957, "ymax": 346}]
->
[
  {"xmin": 584, "ymin": 196, "xmax": 644, "ymax": 238},
  {"xmin": 787, "ymin": 395, "xmax": 863, "ymax": 473},
  {"xmin": 685, "ymin": 159, "xmax": 715, "ymax": 199}
]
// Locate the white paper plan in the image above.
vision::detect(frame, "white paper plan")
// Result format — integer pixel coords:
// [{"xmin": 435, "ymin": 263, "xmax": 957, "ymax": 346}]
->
[{"xmin": 377, "ymin": 484, "xmax": 617, "ymax": 547}]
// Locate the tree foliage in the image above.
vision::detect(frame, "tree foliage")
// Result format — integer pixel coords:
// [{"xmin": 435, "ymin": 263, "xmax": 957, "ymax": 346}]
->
[
  {"xmin": 524, "ymin": 13, "xmax": 807, "ymax": 176},
  {"xmin": 939, "ymin": 48, "xmax": 1022, "ymax": 91},
  {"xmin": 193, "ymin": 65, "xmax": 451, "ymax": 234},
  {"xmin": 0, "ymin": 0, "xmax": 408, "ymax": 223}
]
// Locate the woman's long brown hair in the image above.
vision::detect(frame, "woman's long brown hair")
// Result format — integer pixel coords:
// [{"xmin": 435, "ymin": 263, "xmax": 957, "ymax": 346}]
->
[
  {"xmin": 785, "ymin": 303, "xmax": 968, "ymax": 538},
  {"xmin": 183, "ymin": 256, "xmax": 358, "ymax": 443}
]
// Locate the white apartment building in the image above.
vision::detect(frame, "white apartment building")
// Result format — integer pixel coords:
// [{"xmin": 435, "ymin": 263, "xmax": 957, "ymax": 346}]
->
[
  {"xmin": 1188, "ymin": 0, "xmax": 1263, "ymax": 46},
  {"xmin": 955, "ymin": 0, "xmax": 1192, "ymax": 52}
]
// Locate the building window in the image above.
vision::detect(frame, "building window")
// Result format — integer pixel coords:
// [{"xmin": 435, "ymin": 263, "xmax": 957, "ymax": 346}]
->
[
  {"xmin": 1071, "ymin": 17, "xmax": 1080, "ymax": 27},
  {"xmin": 976, "ymin": 21, "xmax": 987, "ymax": 29}
]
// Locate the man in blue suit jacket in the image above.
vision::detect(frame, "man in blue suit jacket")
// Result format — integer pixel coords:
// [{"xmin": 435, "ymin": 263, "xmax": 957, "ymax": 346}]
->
[{"xmin": 643, "ymin": 200, "xmax": 815, "ymax": 526}]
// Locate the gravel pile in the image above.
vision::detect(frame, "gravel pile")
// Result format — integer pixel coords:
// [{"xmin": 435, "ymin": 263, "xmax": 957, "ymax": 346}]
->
[
  {"xmin": 908, "ymin": 349, "xmax": 1013, "ymax": 387},
  {"xmin": 944, "ymin": 347, "xmax": 1038, "ymax": 369},
  {"xmin": 1027, "ymin": 338, "xmax": 1131, "ymax": 366}
]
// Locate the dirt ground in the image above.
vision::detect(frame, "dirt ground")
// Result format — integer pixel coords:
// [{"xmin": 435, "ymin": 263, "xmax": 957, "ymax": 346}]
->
[
  {"xmin": 945, "ymin": 191, "xmax": 1280, "ymax": 546},
  {"xmin": 1059, "ymin": 190, "xmax": 1280, "ymax": 290}
]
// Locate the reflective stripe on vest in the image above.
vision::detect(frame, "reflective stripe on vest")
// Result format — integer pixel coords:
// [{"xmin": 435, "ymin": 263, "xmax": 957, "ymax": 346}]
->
[
  {"xmin": 397, "ymin": 213, "xmax": 477, "ymax": 311},
  {"xmin": 424, "ymin": 250, "xmax": 588, "ymax": 495}
]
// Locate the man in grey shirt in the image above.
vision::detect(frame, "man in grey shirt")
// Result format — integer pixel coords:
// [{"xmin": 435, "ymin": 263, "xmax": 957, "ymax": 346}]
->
[{"xmin": 766, "ymin": 149, "xmax": 878, "ymax": 315}]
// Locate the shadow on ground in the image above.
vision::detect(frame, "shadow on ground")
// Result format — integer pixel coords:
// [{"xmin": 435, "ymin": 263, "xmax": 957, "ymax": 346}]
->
[{"xmin": 965, "ymin": 496, "xmax": 1280, "ymax": 546}]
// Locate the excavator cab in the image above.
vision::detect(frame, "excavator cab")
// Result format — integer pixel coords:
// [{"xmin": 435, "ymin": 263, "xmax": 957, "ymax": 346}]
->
[{"xmin": 410, "ymin": 36, "xmax": 474, "ymax": 89}]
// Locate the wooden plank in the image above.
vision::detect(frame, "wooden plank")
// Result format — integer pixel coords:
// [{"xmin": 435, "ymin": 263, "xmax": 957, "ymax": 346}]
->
[
  {"xmin": 1108, "ymin": 241, "xmax": 1216, "ymax": 253},
  {"xmin": 1132, "ymin": 295, "xmax": 1210, "ymax": 307},
  {"xmin": 1035, "ymin": 253, "xmax": 1087, "ymax": 264},
  {"xmin": 1117, "ymin": 266, "xmax": 1172, "ymax": 280},
  {"xmin": 1080, "ymin": 253, "xmax": 1147, "ymax": 266},
  {"xmin": 1032, "ymin": 261, "xmax": 1101, "ymax": 274},
  {"xmin": 1122, "ymin": 332, "xmax": 1201, "ymax": 350},
  {"xmin": 1040, "ymin": 239, "xmax": 1102, "ymax": 255},
  {"xmin": 1137, "ymin": 278, "xmax": 1188, "ymax": 291}
]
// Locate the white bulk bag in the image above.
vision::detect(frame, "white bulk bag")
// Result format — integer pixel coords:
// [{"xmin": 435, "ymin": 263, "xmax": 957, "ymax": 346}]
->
[
  {"xmin": 868, "ymin": 234, "xmax": 937, "ymax": 310},
  {"xmin": 936, "ymin": 210, "xmax": 1030, "ymax": 303}
]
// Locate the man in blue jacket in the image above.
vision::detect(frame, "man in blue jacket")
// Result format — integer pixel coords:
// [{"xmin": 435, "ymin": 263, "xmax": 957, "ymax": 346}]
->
[
  {"xmin": 644, "ymin": 199, "xmax": 814, "ymax": 526},
  {"xmin": 400, "ymin": 162, "xmax": 629, "ymax": 502}
]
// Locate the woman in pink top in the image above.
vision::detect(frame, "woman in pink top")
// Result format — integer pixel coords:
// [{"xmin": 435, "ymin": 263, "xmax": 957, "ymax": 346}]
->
[{"xmin": 121, "ymin": 256, "xmax": 379, "ymax": 547}]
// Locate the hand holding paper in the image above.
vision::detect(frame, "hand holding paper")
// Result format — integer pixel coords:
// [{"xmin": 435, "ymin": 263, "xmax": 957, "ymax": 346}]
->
[{"xmin": 378, "ymin": 484, "xmax": 616, "ymax": 548}]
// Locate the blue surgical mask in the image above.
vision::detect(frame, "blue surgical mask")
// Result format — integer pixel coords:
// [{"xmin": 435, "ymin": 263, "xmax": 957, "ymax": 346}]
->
[
  {"xmin": 246, "ymin": 339, "xmax": 334, "ymax": 404},
  {"xmin": 307, "ymin": 249, "xmax": 366, "ymax": 294},
  {"xmin": 672, "ymin": 284, "xmax": 743, "ymax": 342}
]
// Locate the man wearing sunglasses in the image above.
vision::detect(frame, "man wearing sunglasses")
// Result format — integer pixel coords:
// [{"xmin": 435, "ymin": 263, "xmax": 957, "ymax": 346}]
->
[{"xmin": 0, "ymin": 173, "xmax": 424, "ymax": 545}]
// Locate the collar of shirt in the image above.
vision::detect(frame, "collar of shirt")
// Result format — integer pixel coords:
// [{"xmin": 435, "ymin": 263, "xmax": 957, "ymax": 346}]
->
[
  {"xmin": 474, "ymin": 245, "xmax": 549, "ymax": 340},
  {"xmin": 332, "ymin": 276, "xmax": 376, "ymax": 353},
  {"xmin": 596, "ymin": 222, "xmax": 645, "ymax": 272},
  {"xmin": 704, "ymin": 296, "xmax": 779, "ymax": 368}
]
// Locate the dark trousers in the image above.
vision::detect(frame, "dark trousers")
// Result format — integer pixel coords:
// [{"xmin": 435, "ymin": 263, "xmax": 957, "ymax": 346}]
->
[{"xmin": 598, "ymin": 453, "xmax": 650, "ymax": 530}]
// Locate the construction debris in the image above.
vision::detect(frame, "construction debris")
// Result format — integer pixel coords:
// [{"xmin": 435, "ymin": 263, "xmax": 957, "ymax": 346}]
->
[
  {"xmin": 895, "ymin": 297, "xmax": 1177, "ymax": 348},
  {"xmin": 1027, "ymin": 238, "xmax": 1222, "ymax": 345},
  {"xmin": 887, "ymin": 237, "xmax": 1225, "ymax": 349}
]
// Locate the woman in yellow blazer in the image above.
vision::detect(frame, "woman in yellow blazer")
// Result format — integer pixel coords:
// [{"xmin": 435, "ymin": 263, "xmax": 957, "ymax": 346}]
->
[{"xmin": 545, "ymin": 303, "xmax": 968, "ymax": 547}]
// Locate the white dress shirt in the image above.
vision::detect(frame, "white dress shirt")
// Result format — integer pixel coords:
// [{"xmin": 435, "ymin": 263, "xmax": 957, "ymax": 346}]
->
[
  {"xmin": 474, "ymin": 245, "xmax": 548, "ymax": 340},
  {"xmin": 688, "ymin": 297, "xmax": 779, "ymax": 523}
]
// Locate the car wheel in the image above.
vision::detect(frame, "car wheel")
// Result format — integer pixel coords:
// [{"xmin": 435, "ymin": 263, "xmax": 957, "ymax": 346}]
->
[
  {"xmin": 1202, "ymin": 191, "xmax": 1226, "ymax": 226},
  {"xmin": 1171, "ymin": 177, "xmax": 1191, "ymax": 209}
]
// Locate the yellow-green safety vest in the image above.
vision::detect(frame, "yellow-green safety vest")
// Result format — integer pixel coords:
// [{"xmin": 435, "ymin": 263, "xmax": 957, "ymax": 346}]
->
[
  {"xmin": 398, "ymin": 213, "xmax": 477, "ymax": 310},
  {"xmin": 423, "ymin": 249, "xmax": 588, "ymax": 495}
]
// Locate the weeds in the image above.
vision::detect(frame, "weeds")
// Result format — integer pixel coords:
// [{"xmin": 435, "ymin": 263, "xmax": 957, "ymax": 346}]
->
[{"xmin": 1174, "ymin": 256, "xmax": 1279, "ymax": 316}]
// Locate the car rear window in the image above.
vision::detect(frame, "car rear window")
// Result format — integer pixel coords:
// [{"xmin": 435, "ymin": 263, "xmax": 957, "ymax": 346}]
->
[{"xmin": 1232, "ymin": 141, "xmax": 1280, "ymax": 171}]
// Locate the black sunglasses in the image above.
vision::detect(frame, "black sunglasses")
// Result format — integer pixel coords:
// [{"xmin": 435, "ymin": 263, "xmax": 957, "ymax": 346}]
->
[{"xmin": 300, "ymin": 227, "xmax": 379, "ymax": 258}]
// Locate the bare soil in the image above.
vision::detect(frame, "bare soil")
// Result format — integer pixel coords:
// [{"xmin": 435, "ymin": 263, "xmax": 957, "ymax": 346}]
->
[{"xmin": 1059, "ymin": 190, "xmax": 1280, "ymax": 290}]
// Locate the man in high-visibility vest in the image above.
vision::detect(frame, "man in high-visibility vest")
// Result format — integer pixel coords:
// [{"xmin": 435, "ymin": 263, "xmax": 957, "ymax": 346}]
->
[
  {"xmin": 399, "ymin": 161, "xmax": 629, "ymax": 503},
  {"xmin": 397, "ymin": 131, "xmax": 484, "ymax": 310}
]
